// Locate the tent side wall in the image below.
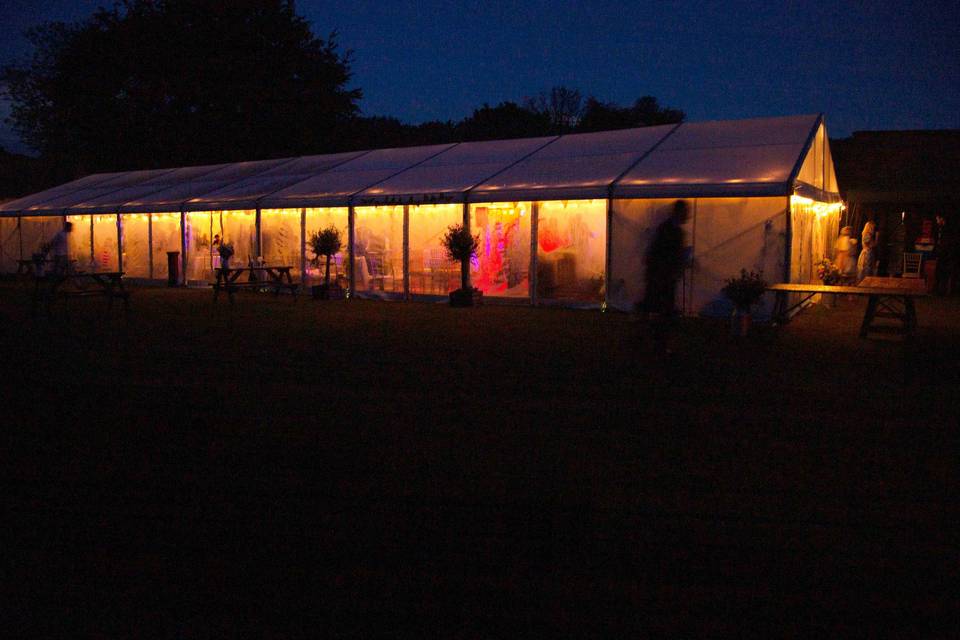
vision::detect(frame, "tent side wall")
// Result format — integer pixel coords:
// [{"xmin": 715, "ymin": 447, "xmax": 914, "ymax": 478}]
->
[
  {"xmin": 1, "ymin": 216, "xmax": 20, "ymax": 271},
  {"xmin": 609, "ymin": 197, "xmax": 788, "ymax": 317}
]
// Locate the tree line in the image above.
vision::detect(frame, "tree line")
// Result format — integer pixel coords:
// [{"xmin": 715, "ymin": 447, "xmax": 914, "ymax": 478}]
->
[{"xmin": 1, "ymin": 0, "xmax": 683, "ymax": 198}]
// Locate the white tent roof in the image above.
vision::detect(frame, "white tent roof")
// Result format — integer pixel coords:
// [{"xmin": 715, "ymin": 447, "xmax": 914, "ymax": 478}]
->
[
  {"xmin": 1, "ymin": 114, "xmax": 838, "ymax": 216},
  {"xmin": 469, "ymin": 125, "xmax": 676, "ymax": 202},
  {"xmin": 613, "ymin": 114, "xmax": 821, "ymax": 198},
  {"xmin": 183, "ymin": 151, "xmax": 367, "ymax": 211},
  {"xmin": 260, "ymin": 143, "xmax": 457, "ymax": 209},
  {"xmin": 352, "ymin": 136, "xmax": 557, "ymax": 205}
]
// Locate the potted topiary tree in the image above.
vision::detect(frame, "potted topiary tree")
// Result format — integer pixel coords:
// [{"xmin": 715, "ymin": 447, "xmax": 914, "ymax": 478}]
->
[
  {"xmin": 722, "ymin": 268, "xmax": 767, "ymax": 336},
  {"xmin": 309, "ymin": 225, "xmax": 342, "ymax": 299},
  {"xmin": 442, "ymin": 223, "xmax": 482, "ymax": 307}
]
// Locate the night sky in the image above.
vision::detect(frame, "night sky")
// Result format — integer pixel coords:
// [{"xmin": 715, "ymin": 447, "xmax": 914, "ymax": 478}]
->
[{"xmin": 1, "ymin": 0, "xmax": 958, "ymax": 154}]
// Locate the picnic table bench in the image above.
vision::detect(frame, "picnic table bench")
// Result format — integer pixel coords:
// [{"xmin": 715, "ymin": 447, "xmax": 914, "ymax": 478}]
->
[
  {"xmin": 212, "ymin": 265, "xmax": 300, "ymax": 302},
  {"xmin": 32, "ymin": 270, "xmax": 129, "ymax": 315},
  {"xmin": 17, "ymin": 258, "xmax": 77, "ymax": 277},
  {"xmin": 768, "ymin": 276, "xmax": 929, "ymax": 337}
]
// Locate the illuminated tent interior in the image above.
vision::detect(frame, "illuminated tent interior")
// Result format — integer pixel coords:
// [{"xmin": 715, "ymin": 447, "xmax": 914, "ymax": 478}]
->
[{"xmin": 0, "ymin": 113, "xmax": 842, "ymax": 314}]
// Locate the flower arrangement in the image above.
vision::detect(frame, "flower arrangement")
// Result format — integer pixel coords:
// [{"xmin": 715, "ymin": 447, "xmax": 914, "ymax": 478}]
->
[
  {"xmin": 816, "ymin": 258, "xmax": 841, "ymax": 285},
  {"xmin": 722, "ymin": 269, "xmax": 768, "ymax": 311}
]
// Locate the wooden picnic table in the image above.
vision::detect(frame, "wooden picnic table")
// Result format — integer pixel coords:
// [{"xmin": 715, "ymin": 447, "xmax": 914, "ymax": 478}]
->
[
  {"xmin": 17, "ymin": 258, "xmax": 77, "ymax": 276},
  {"xmin": 768, "ymin": 276, "xmax": 929, "ymax": 337},
  {"xmin": 32, "ymin": 270, "xmax": 129, "ymax": 315},
  {"xmin": 212, "ymin": 265, "xmax": 299, "ymax": 302}
]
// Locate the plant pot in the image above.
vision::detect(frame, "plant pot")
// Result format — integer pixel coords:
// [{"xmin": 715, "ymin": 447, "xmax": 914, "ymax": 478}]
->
[
  {"xmin": 449, "ymin": 287, "xmax": 483, "ymax": 307},
  {"xmin": 731, "ymin": 308, "xmax": 752, "ymax": 337},
  {"xmin": 312, "ymin": 283, "xmax": 345, "ymax": 300}
]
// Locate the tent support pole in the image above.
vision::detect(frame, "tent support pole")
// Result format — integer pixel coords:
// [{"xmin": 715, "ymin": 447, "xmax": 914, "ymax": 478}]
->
[
  {"xmin": 402, "ymin": 205, "xmax": 410, "ymax": 300},
  {"xmin": 529, "ymin": 202, "xmax": 539, "ymax": 306},
  {"xmin": 462, "ymin": 202, "xmax": 470, "ymax": 290},
  {"xmin": 347, "ymin": 205, "xmax": 355, "ymax": 298},
  {"xmin": 604, "ymin": 196, "xmax": 613, "ymax": 310},
  {"xmin": 255, "ymin": 207, "xmax": 262, "ymax": 260},
  {"xmin": 116, "ymin": 213, "xmax": 123, "ymax": 274},
  {"xmin": 299, "ymin": 208, "xmax": 306, "ymax": 288},
  {"xmin": 89, "ymin": 215, "xmax": 95, "ymax": 266},
  {"xmin": 179, "ymin": 208, "xmax": 187, "ymax": 286},
  {"xmin": 784, "ymin": 196, "xmax": 792, "ymax": 283},
  {"xmin": 18, "ymin": 217, "xmax": 23, "ymax": 261},
  {"xmin": 148, "ymin": 213, "xmax": 153, "ymax": 280}
]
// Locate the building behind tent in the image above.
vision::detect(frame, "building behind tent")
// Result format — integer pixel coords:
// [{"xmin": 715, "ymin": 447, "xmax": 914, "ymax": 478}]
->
[{"xmin": 0, "ymin": 114, "xmax": 842, "ymax": 315}]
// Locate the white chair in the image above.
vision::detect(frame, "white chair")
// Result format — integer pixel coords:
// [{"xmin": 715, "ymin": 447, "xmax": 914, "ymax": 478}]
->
[{"xmin": 902, "ymin": 252, "xmax": 922, "ymax": 278}]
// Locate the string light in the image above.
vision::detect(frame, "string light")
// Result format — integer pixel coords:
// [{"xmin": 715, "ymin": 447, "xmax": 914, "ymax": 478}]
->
[{"xmin": 791, "ymin": 194, "xmax": 844, "ymax": 218}]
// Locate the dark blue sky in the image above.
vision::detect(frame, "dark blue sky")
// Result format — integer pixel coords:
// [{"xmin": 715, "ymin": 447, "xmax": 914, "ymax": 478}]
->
[{"xmin": 2, "ymin": 0, "xmax": 958, "ymax": 154}]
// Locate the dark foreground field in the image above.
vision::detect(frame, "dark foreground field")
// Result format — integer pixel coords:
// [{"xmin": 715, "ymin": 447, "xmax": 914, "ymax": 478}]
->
[{"xmin": 3, "ymin": 283, "xmax": 958, "ymax": 637}]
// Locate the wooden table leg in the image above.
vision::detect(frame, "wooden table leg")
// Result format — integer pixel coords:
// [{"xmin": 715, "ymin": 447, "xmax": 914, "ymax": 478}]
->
[
  {"xmin": 904, "ymin": 296, "xmax": 917, "ymax": 332},
  {"xmin": 860, "ymin": 295, "xmax": 879, "ymax": 338}
]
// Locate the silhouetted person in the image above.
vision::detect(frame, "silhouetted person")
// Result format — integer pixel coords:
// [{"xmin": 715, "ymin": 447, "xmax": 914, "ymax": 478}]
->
[
  {"xmin": 49, "ymin": 220, "xmax": 73, "ymax": 275},
  {"xmin": 642, "ymin": 200, "xmax": 689, "ymax": 353},
  {"xmin": 934, "ymin": 214, "xmax": 956, "ymax": 295},
  {"xmin": 835, "ymin": 225, "xmax": 858, "ymax": 280},
  {"xmin": 858, "ymin": 214, "xmax": 877, "ymax": 281}
]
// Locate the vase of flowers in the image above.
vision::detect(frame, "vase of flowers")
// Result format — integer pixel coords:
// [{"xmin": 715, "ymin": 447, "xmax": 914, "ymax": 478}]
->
[
  {"xmin": 722, "ymin": 269, "xmax": 768, "ymax": 336},
  {"xmin": 816, "ymin": 258, "xmax": 841, "ymax": 307}
]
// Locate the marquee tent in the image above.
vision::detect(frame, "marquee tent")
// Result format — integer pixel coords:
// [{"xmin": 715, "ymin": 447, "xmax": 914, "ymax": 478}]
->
[{"xmin": 0, "ymin": 113, "xmax": 842, "ymax": 313}]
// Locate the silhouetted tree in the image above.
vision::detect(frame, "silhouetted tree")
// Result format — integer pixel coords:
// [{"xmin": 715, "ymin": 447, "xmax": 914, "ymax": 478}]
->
[
  {"xmin": 456, "ymin": 102, "xmax": 551, "ymax": 141},
  {"xmin": 577, "ymin": 95, "xmax": 684, "ymax": 132},
  {"xmin": 1, "ymin": 0, "xmax": 361, "ymax": 175},
  {"xmin": 524, "ymin": 86, "xmax": 584, "ymax": 133}
]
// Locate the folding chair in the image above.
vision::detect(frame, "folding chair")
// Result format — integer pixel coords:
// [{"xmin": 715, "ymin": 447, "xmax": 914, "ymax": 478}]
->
[{"xmin": 902, "ymin": 252, "xmax": 922, "ymax": 278}]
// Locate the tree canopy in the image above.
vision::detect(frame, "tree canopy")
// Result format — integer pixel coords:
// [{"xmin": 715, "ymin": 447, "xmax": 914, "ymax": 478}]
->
[
  {"xmin": 1, "ymin": 1, "xmax": 684, "ymax": 196},
  {"xmin": 1, "ymin": 0, "xmax": 361, "ymax": 175}
]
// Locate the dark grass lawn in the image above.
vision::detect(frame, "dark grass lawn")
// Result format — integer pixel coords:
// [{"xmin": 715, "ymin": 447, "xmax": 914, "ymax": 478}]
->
[{"xmin": 3, "ymin": 282, "xmax": 958, "ymax": 637}]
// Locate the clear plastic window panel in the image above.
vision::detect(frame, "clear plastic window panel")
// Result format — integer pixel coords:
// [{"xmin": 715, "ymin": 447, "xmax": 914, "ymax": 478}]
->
[
  {"xmin": 219, "ymin": 210, "xmax": 257, "ymax": 267},
  {"xmin": 120, "ymin": 214, "xmax": 150, "ymax": 278},
  {"xmin": 354, "ymin": 205, "xmax": 404, "ymax": 296},
  {"xmin": 470, "ymin": 202, "xmax": 530, "ymax": 298},
  {"xmin": 535, "ymin": 199, "xmax": 606, "ymax": 303},
  {"xmin": 66, "ymin": 215, "xmax": 93, "ymax": 270},
  {"xmin": 20, "ymin": 216, "xmax": 63, "ymax": 260},
  {"xmin": 150, "ymin": 213, "xmax": 182, "ymax": 281},
  {"xmin": 185, "ymin": 212, "xmax": 213, "ymax": 282},
  {"xmin": 260, "ymin": 209, "xmax": 302, "ymax": 275},
  {"xmin": 408, "ymin": 204, "xmax": 462, "ymax": 295},
  {"xmin": 92, "ymin": 214, "xmax": 119, "ymax": 271},
  {"xmin": 185, "ymin": 211, "xmax": 256, "ymax": 282},
  {"xmin": 0, "ymin": 217, "xmax": 20, "ymax": 271},
  {"xmin": 304, "ymin": 207, "xmax": 349, "ymax": 286}
]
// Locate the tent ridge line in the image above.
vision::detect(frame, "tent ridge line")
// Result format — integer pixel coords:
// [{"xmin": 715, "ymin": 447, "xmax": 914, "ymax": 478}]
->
[
  {"xmin": 65, "ymin": 165, "xmax": 183, "ymax": 214},
  {"xmin": 93, "ymin": 161, "xmax": 237, "ymax": 215},
  {"xmin": 608, "ymin": 122, "xmax": 684, "ymax": 196},
  {"xmin": 346, "ymin": 143, "xmax": 462, "ymax": 207},
  {"xmin": 23, "ymin": 165, "xmax": 182, "ymax": 216},
  {"xmin": 651, "ymin": 139, "xmax": 811, "ymax": 153},
  {"xmin": 179, "ymin": 155, "xmax": 303, "ymax": 213},
  {"xmin": 463, "ymin": 135, "xmax": 562, "ymax": 202},
  {"xmin": 1, "ymin": 172, "xmax": 119, "ymax": 216},
  {"xmin": 250, "ymin": 148, "xmax": 378, "ymax": 211},
  {"xmin": 786, "ymin": 113, "xmax": 824, "ymax": 190}
]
